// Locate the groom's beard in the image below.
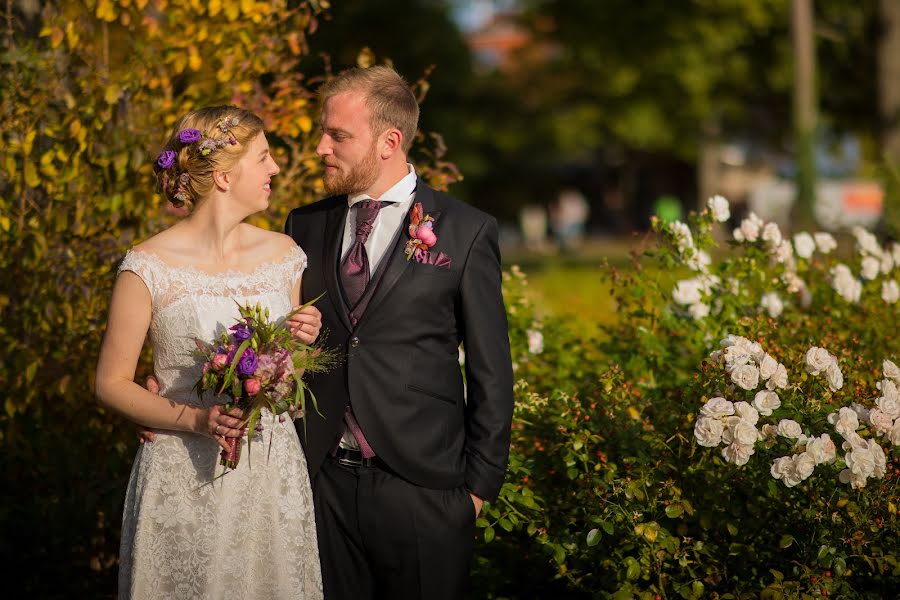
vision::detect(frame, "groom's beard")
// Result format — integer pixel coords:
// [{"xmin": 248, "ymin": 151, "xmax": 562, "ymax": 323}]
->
[{"xmin": 323, "ymin": 141, "xmax": 380, "ymax": 196}]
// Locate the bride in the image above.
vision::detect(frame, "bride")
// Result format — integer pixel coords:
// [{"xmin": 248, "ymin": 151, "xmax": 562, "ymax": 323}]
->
[{"xmin": 95, "ymin": 106, "xmax": 323, "ymax": 598}]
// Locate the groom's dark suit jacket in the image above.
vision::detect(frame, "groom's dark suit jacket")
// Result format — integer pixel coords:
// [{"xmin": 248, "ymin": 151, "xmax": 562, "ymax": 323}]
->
[{"xmin": 285, "ymin": 184, "xmax": 513, "ymax": 501}]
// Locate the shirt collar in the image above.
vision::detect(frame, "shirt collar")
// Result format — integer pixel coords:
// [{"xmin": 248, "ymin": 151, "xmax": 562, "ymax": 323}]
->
[{"xmin": 348, "ymin": 164, "xmax": 417, "ymax": 207}]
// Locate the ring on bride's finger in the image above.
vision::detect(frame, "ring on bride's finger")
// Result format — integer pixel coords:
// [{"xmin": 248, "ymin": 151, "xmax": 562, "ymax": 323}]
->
[{"xmin": 215, "ymin": 424, "xmax": 221, "ymax": 435}]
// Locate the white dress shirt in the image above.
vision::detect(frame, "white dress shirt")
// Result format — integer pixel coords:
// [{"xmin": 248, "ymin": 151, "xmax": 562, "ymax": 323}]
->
[{"xmin": 339, "ymin": 164, "xmax": 417, "ymax": 451}]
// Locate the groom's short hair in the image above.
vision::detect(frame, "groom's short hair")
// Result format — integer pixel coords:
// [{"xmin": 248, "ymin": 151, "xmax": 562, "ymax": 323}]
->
[{"xmin": 319, "ymin": 65, "xmax": 420, "ymax": 153}]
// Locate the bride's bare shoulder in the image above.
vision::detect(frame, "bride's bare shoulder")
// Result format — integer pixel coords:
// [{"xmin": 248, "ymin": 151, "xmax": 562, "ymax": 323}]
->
[
  {"xmin": 241, "ymin": 224, "xmax": 297, "ymax": 260},
  {"xmin": 131, "ymin": 224, "xmax": 193, "ymax": 259}
]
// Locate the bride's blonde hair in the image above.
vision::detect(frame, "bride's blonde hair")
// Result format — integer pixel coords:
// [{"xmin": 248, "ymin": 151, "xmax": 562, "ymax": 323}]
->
[{"xmin": 153, "ymin": 106, "xmax": 264, "ymax": 212}]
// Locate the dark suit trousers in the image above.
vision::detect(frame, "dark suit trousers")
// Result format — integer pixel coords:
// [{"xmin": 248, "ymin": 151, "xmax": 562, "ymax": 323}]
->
[{"xmin": 313, "ymin": 457, "xmax": 476, "ymax": 600}]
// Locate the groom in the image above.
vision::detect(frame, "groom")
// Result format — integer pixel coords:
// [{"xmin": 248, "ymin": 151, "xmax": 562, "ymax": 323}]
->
[{"xmin": 285, "ymin": 66, "xmax": 514, "ymax": 599}]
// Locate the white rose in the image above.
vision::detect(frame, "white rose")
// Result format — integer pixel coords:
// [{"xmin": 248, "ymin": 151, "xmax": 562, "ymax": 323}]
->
[
  {"xmin": 700, "ymin": 397, "xmax": 734, "ymax": 419},
  {"xmin": 694, "ymin": 416, "xmax": 724, "ymax": 447},
  {"xmin": 876, "ymin": 393, "xmax": 900, "ymax": 419},
  {"xmin": 889, "ymin": 419, "xmax": 900, "ymax": 446},
  {"xmin": 795, "ymin": 452, "xmax": 816, "ymax": 480},
  {"xmin": 825, "ymin": 361, "xmax": 843, "ymax": 392},
  {"xmin": 688, "ymin": 302, "xmax": 710, "ymax": 320},
  {"xmin": 773, "ymin": 240, "xmax": 794, "ymax": 265},
  {"xmin": 526, "ymin": 329, "xmax": 544, "ymax": 354},
  {"xmin": 776, "ymin": 419, "xmax": 803, "ymax": 439},
  {"xmin": 841, "ymin": 430, "xmax": 866, "ymax": 450},
  {"xmin": 731, "ymin": 364, "xmax": 760, "ymax": 390},
  {"xmin": 766, "ymin": 363, "xmax": 789, "ymax": 390},
  {"xmin": 760, "ymin": 292, "xmax": 784, "ymax": 318},
  {"xmin": 733, "ymin": 401, "xmax": 760, "ymax": 426},
  {"xmin": 845, "ymin": 445, "xmax": 876, "ymax": 479},
  {"xmin": 828, "ymin": 407, "xmax": 860, "ymax": 437},
  {"xmin": 731, "ymin": 420, "xmax": 759, "ymax": 446},
  {"xmin": 893, "ymin": 242, "xmax": 900, "ymax": 265},
  {"xmin": 884, "ymin": 360, "xmax": 900, "ymax": 382},
  {"xmin": 793, "ymin": 232, "xmax": 816, "ymax": 258},
  {"xmin": 762, "ymin": 222, "xmax": 782, "ymax": 247},
  {"xmin": 879, "ymin": 379, "xmax": 900, "ymax": 403},
  {"xmin": 707, "ymin": 195, "xmax": 730, "ymax": 222},
  {"xmin": 758, "ymin": 353, "xmax": 778, "ymax": 381},
  {"xmin": 881, "ymin": 252, "xmax": 894, "ymax": 274},
  {"xmin": 831, "ymin": 264, "xmax": 862, "ymax": 303},
  {"xmin": 753, "ymin": 390, "xmax": 781, "ymax": 416},
  {"xmin": 721, "ymin": 442, "xmax": 754, "ymax": 466},
  {"xmin": 868, "ymin": 408, "xmax": 895, "ymax": 435},
  {"xmin": 882, "ymin": 280, "xmax": 899, "ymax": 304},
  {"xmin": 839, "ymin": 469, "xmax": 868, "ymax": 489},
  {"xmin": 669, "ymin": 221, "xmax": 694, "ymax": 253},
  {"xmin": 770, "ymin": 456, "xmax": 796, "ymax": 485},
  {"xmin": 861, "ymin": 256, "xmax": 881, "ymax": 281},
  {"xmin": 736, "ymin": 216, "xmax": 761, "ymax": 243},
  {"xmin": 672, "ymin": 278, "xmax": 703, "ymax": 306},
  {"xmin": 805, "ymin": 347, "xmax": 834, "ymax": 375},
  {"xmin": 686, "ymin": 249, "xmax": 711, "ymax": 273},
  {"xmin": 868, "ymin": 439, "xmax": 887, "ymax": 477},
  {"xmin": 852, "ymin": 226, "xmax": 882, "ymax": 257},
  {"xmin": 805, "ymin": 434, "xmax": 836, "ymax": 464},
  {"xmin": 849, "ymin": 402, "xmax": 871, "ymax": 424},
  {"xmin": 814, "ymin": 232, "xmax": 837, "ymax": 254},
  {"xmin": 732, "ymin": 227, "xmax": 745, "ymax": 242}
]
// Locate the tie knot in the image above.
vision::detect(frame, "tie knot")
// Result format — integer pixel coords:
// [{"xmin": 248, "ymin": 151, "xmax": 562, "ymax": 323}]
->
[{"xmin": 353, "ymin": 199, "xmax": 381, "ymax": 242}]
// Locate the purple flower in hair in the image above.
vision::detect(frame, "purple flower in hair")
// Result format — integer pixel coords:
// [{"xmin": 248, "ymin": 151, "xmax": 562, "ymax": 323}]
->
[
  {"xmin": 157, "ymin": 150, "xmax": 176, "ymax": 169},
  {"xmin": 179, "ymin": 128, "xmax": 202, "ymax": 144}
]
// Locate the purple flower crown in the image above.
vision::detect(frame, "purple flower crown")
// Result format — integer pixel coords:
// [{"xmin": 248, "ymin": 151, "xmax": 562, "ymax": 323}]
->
[{"xmin": 155, "ymin": 116, "xmax": 241, "ymax": 206}]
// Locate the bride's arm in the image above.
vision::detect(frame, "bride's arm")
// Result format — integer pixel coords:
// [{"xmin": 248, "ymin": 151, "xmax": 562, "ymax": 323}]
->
[{"xmin": 95, "ymin": 271, "xmax": 217, "ymax": 438}]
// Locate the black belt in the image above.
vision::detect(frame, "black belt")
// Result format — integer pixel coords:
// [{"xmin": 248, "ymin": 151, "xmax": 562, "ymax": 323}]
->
[{"xmin": 332, "ymin": 447, "xmax": 383, "ymax": 468}]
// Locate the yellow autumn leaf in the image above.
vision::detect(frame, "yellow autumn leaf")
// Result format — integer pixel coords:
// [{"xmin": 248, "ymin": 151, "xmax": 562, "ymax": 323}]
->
[
  {"xmin": 188, "ymin": 48, "xmax": 202, "ymax": 71},
  {"xmin": 24, "ymin": 162, "xmax": 39, "ymax": 187},
  {"xmin": 209, "ymin": 0, "xmax": 222, "ymax": 17},
  {"xmin": 224, "ymin": 0, "xmax": 240, "ymax": 20},
  {"xmin": 65, "ymin": 22, "xmax": 79, "ymax": 47},
  {"xmin": 240, "ymin": 0, "xmax": 253, "ymax": 15},
  {"xmin": 836, "ymin": 498, "xmax": 849, "ymax": 508},
  {"xmin": 104, "ymin": 84, "xmax": 121, "ymax": 105},
  {"xmin": 0, "ymin": 216, "xmax": 10, "ymax": 232},
  {"xmin": 889, "ymin": 502, "xmax": 897, "ymax": 515},
  {"xmin": 23, "ymin": 130, "xmax": 36, "ymax": 156},
  {"xmin": 627, "ymin": 406, "xmax": 640, "ymax": 419},
  {"xmin": 96, "ymin": 0, "xmax": 117, "ymax": 22},
  {"xmin": 238, "ymin": 81, "xmax": 253, "ymax": 93},
  {"xmin": 297, "ymin": 115, "xmax": 313, "ymax": 133}
]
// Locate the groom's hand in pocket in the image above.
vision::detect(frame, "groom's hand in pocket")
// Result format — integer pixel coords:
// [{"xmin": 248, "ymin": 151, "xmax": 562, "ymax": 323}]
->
[
  {"xmin": 470, "ymin": 492, "xmax": 484, "ymax": 518},
  {"xmin": 136, "ymin": 376, "xmax": 160, "ymax": 444},
  {"xmin": 287, "ymin": 305, "xmax": 322, "ymax": 345}
]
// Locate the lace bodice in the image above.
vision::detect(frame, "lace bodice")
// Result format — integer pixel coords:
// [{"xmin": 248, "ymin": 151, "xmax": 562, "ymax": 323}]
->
[{"xmin": 118, "ymin": 247, "xmax": 307, "ymax": 406}]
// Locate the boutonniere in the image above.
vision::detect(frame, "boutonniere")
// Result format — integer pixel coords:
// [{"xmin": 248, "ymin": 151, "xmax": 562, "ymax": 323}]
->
[{"xmin": 404, "ymin": 203, "xmax": 452, "ymax": 267}]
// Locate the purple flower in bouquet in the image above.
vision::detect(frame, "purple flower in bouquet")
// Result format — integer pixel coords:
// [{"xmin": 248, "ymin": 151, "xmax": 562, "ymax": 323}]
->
[
  {"xmin": 157, "ymin": 150, "xmax": 176, "ymax": 169},
  {"xmin": 236, "ymin": 347, "xmax": 259, "ymax": 376},
  {"xmin": 179, "ymin": 128, "xmax": 202, "ymax": 144},
  {"xmin": 230, "ymin": 322, "xmax": 253, "ymax": 342}
]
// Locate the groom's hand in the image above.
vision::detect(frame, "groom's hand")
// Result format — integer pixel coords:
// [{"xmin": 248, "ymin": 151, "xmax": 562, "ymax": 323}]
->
[
  {"xmin": 287, "ymin": 305, "xmax": 322, "ymax": 345},
  {"xmin": 470, "ymin": 492, "xmax": 484, "ymax": 518}
]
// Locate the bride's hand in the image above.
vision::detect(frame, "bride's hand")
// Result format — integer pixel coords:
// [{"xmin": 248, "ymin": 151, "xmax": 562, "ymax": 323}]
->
[
  {"xmin": 287, "ymin": 305, "xmax": 322, "ymax": 345},
  {"xmin": 206, "ymin": 404, "xmax": 248, "ymax": 451}
]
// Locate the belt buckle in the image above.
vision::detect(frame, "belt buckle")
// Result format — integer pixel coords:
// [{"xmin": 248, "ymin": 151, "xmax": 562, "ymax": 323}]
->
[{"xmin": 335, "ymin": 448, "xmax": 364, "ymax": 468}]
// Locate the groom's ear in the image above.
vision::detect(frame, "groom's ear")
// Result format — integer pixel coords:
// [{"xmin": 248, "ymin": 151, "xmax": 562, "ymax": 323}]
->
[{"xmin": 379, "ymin": 128, "xmax": 403, "ymax": 159}]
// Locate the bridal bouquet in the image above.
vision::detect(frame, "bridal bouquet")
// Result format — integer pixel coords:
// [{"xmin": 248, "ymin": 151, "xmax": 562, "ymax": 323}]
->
[{"xmin": 193, "ymin": 298, "xmax": 338, "ymax": 469}]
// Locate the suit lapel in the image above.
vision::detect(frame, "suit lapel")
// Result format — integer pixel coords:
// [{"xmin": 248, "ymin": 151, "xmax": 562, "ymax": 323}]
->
[
  {"xmin": 360, "ymin": 185, "xmax": 442, "ymax": 321},
  {"xmin": 323, "ymin": 198, "xmax": 353, "ymax": 332}
]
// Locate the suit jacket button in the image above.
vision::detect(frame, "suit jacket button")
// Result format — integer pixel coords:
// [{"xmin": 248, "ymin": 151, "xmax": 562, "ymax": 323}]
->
[{"xmin": 350, "ymin": 336, "xmax": 360, "ymax": 348}]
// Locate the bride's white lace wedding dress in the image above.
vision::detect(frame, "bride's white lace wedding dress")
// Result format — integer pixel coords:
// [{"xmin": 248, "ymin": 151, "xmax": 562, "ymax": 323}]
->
[{"xmin": 116, "ymin": 246, "xmax": 322, "ymax": 599}]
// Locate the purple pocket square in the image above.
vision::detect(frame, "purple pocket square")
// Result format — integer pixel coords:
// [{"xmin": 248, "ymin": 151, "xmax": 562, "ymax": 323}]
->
[{"xmin": 413, "ymin": 249, "xmax": 452, "ymax": 269}]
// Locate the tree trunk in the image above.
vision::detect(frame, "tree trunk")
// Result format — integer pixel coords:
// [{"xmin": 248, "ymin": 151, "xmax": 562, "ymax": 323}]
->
[
  {"xmin": 880, "ymin": 0, "xmax": 900, "ymax": 237},
  {"xmin": 792, "ymin": 0, "xmax": 817, "ymax": 228}
]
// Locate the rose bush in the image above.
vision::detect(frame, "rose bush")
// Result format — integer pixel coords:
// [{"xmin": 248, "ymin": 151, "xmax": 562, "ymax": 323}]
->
[{"xmin": 470, "ymin": 200, "xmax": 900, "ymax": 598}]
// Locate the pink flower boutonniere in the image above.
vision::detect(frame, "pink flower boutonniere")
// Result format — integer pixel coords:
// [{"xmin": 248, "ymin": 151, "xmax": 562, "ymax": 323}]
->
[{"xmin": 404, "ymin": 203, "xmax": 452, "ymax": 267}]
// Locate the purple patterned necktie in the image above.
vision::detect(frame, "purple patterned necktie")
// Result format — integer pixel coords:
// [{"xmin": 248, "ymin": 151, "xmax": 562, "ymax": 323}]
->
[
  {"xmin": 345, "ymin": 406, "xmax": 376, "ymax": 458},
  {"xmin": 341, "ymin": 199, "xmax": 382, "ymax": 308}
]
